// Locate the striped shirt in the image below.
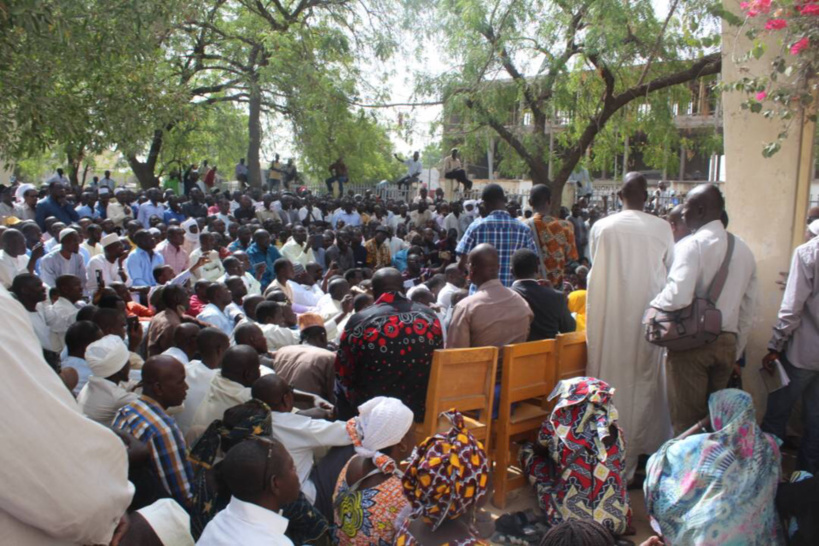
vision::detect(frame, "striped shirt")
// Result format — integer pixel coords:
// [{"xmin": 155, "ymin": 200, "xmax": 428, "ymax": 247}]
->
[
  {"xmin": 113, "ymin": 395, "xmax": 193, "ymax": 505},
  {"xmin": 455, "ymin": 210, "xmax": 538, "ymax": 289}
]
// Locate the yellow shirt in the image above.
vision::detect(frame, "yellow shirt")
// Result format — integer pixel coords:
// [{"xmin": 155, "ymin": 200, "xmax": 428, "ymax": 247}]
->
[{"xmin": 567, "ymin": 289, "xmax": 586, "ymax": 331}]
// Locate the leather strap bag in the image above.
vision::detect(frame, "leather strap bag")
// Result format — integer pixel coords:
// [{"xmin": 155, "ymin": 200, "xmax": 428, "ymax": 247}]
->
[{"xmin": 643, "ymin": 233, "xmax": 734, "ymax": 352}]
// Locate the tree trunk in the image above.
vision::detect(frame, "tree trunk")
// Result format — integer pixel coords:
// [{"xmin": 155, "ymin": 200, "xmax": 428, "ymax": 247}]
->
[
  {"xmin": 65, "ymin": 145, "xmax": 85, "ymax": 188},
  {"xmin": 127, "ymin": 129, "xmax": 164, "ymax": 189},
  {"xmin": 247, "ymin": 76, "xmax": 263, "ymax": 189}
]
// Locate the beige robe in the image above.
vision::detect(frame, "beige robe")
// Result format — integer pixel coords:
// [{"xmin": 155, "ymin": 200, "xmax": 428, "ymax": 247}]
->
[{"xmin": 586, "ymin": 210, "xmax": 675, "ymax": 479}]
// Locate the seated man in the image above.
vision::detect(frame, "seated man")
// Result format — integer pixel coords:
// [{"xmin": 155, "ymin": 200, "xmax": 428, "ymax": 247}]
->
[
  {"xmin": 196, "ymin": 438, "xmax": 301, "ymax": 546},
  {"xmin": 253, "ymin": 375, "xmax": 351, "ymax": 504},
  {"xmin": 447, "ymin": 244, "xmax": 533, "ymax": 361},
  {"xmin": 255, "ymin": 301, "xmax": 300, "ymax": 352},
  {"xmin": 189, "ymin": 345, "xmax": 262, "ymax": 440},
  {"xmin": 61, "ymin": 319, "xmax": 102, "ymax": 395},
  {"xmin": 335, "ymin": 268, "xmax": 443, "ymax": 422},
  {"xmin": 272, "ymin": 313, "xmax": 336, "ymax": 407},
  {"xmin": 174, "ymin": 327, "xmax": 229, "ymax": 436},
  {"xmin": 78, "ymin": 334, "xmax": 138, "ymax": 425},
  {"xmin": 510, "ymin": 248, "xmax": 575, "ymax": 340},
  {"xmin": 113, "ymin": 355, "xmax": 193, "ymax": 507},
  {"xmin": 197, "ymin": 282, "xmax": 235, "ymax": 336}
]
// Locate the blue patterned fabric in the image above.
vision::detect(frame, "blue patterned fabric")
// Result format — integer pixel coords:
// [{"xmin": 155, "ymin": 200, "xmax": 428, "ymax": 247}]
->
[
  {"xmin": 644, "ymin": 389, "xmax": 783, "ymax": 545},
  {"xmin": 455, "ymin": 210, "xmax": 537, "ymax": 289}
]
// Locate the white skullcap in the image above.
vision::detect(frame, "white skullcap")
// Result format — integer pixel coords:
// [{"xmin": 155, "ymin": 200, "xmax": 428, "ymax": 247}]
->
[
  {"xmin": 809, "ymin": 219, "xmax": 819, "ymax": 236},
  {"xmin": 355, "ymin": 396, "xmax": 413, "ymax": 459},
  {"xmin": 58, "ymin": 228, "xmax": 77, "ymax": 242},
  {"xmin": 85, "ymin": 335, "xmax": 129, "ymax": 378},
  {"xmin": 137, "ymin": 499, "xmax": 194, "ymax": 546},
  {"xmin": 101, "ymin": 233, "xmax": 120, "ymax": 248},
  {"xmin": 98, "ymin": 187, "xmax": 110, "ymax": 195},
  {"xmin": 406, "ymin": 284, "xmax": 431, "ymax": 300}
]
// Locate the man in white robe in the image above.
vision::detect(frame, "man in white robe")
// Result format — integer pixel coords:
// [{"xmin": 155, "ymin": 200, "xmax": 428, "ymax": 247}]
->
[
  {"xmin": 0, "ymin": 286, "xmax": 133, "ymax": 544},
  {"xmin": 586, "ymin": 172, "xmax": 675, "ymax": 480}
]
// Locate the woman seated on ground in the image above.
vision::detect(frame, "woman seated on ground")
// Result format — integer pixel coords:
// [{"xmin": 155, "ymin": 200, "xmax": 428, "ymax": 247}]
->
[
  {"xmin": 188, "ymin": 399, "xmax": 330, "ymax": 545},
  {"xmin": 519, "ymin": 377, "xmax": 630, "ymax": 536},
  {"xmin": 644, "ymin": 389, "xmax": 782, "ymax": 545},
  {"xmin": 394, "ymin": 409, "xmax": 491, "ymax": 545},
  {"xmin": 332, "ymin": 397, "xmax": 415, "ymax": 545}
]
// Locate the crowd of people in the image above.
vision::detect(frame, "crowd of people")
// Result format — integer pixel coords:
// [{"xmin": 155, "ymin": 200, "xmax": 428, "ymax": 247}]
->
[{"xmin": 0, "ymin": 164, "xmax": 816, "ymax": 546}]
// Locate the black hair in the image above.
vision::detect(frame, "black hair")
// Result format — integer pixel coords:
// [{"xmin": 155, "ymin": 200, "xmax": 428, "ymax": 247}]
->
[
  {"xmin": 530, "ymin": 184, "xmax": 552, "ymax": 208},
  {"xmin": 256, "ymin": 301, "xmax": 282, "ymax": 323},
  {"xmin": 539, "ymin": 519, "xmax": 615, "ymax": 546},
  {"xmin": 512, "ymin": 248, "xmax": 540, "ymax": 279},
  {"xmin": 273, "ymin": 258, "xmax": 291, "ymax": 275},
  {"xmin": 65, "ymin": 321, "xmax": 102, "ymax": 354}
]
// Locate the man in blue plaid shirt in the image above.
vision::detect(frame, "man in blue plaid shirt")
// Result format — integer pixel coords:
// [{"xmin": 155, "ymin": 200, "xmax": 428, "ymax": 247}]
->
[
  {"xmin": 113, "ymin": 355, "xmax": 193, "ymax": 507},
  {"xmin": 456, "ymin": 183, "xmax": 538, "ymax": 291}
]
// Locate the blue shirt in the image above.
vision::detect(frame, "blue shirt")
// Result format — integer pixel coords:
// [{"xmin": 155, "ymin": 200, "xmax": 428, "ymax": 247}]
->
[
  {"xmin": 246, "ymin": 242, "xmax": 282, "ymax": 291},
  {"xmin": 125, "ymin": 248, "xmax": 164, "ymax": 286},
  {"xmin": 39, "ymin": 249, "xmax": 86, "ymax": 288},
  {"xmin": 62, "ymin": 355, "xmax": 91, "ymax": 395},
  {"xmin": 163, "ymin": 209, "xmax": 186, "ymax": 224},
  {"xmin": 455, "ymin": 210, "xmax": 538, "ymax": 289},
  {"xmin": 137, "ymin": 202, "xmax": 167, "ymax": 228},
  {"xmin": 95, "ymin": 203, "xmax": 108, "ymax": 220},
  {"xmin": 333, "ymin": 211, "xmax": 361, "ymax": 228},
  {"xmin": 75, "ymin": 204, "xmax": 97, "ymax": 219},
  {"xmin": 197, "ymin": 303, "xmax": 234, "ymax": 336},
  {"xmin": 35, "ymin": 197, "xmax": 80, "ymax": 231}
]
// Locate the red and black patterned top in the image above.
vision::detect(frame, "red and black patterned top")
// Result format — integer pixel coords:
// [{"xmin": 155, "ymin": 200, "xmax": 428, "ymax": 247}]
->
[{"xmin": 334, "ymin": 291, "xmax": 443, "ymax": 422}]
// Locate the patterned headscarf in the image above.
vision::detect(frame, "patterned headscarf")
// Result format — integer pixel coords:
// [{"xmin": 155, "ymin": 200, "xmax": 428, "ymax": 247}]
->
[
  {"xmin": 546, "ymin": 377, "xmax": 619, "ymax": 463},
  {"xmin": 188, "ymin": 399, "xmax": 272, "ymax": 469},
  {"xmin": 401, "ymin": 410, "xmax": 489, "ymax": 530}
]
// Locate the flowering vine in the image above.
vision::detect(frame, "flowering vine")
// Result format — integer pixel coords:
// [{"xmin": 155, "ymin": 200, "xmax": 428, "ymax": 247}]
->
[{"xmin": 727, "ymin": 0, "xmax": 818, "ymax": 156}]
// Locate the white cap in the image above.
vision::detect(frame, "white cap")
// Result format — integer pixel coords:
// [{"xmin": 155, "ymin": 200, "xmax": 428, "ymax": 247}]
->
[
  {"xmin": 148, "ymin": 227, "xmax": 161, "ymax": 236},
  {"xmin": 101, "ymin": 233, "xmax": 120, "ymax": 248},
  {"xmin": 58, "ymin": 228, "xmax": 77, "ymax": 242},
  {"xmin": 85, "ymin": 335, "xmax": 129, "ymax": 378},
  {"xmin": 809, "ymin": 219, "xmax": 819, "ymax": 236},
  {"xmin": 98, "ymin": 187, "xmax": 110, "ymax": 195},
  {"xmin": 136, "ymin": 499, "xmax": 194, "ymax": 546}
]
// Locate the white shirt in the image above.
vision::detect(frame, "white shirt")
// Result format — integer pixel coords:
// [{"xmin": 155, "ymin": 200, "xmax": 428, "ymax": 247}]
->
[
  {"xmin": 315, "ymin": 294, "xmax": 348, "ymax": 340},
  {"xmin": 280, "ymin": 239, "xmax": 315, "ymax": 268},
  {"xmin": 259, "ymin": 323, "xmax": 300, "ymax": 352},
  {"xmin": 61, "ymin": 355, "xmax": 92, "ymax": 395},
  {"xmin": 189, "ymin": 371, "xmax": 250, "ymax": 439},
  {"xmin": 291, "ymin": 282, "xmax": 324, "ymax": 308},
  {"xmin": 49, "ymin": 297, "xmax": 82, "ymax": 353},
  {"xmin": 197, "ymin": 496, "xmax": 293, "ymax": 546},
  {"xmin": 298, "ymin": 207, "xmax": 324, "ymax": 223},
  {"xmin": 437, "ymin": 282, "xmax": 461, "ymax": 310},
  {"xmin": 0, "ymin": 250, "xmax": 27, "ymax": 288},
  {"xmin": 651, "ymin": 220, "xmax": 758, "ymax": 358},
  {"xmin": 29, "ymin": 302, "xmax": 58, "ymax": 352},
  {"xmin": 0, "ymin": 286, "xmax": 133, "ymax": 545},
  {"xmin": 403, "ymin": 158, "xmax": 423, "ymax": 177},
  {"xmin": 189, "ymin": 249, "xmax": 225, "ymax": 282},
  {"xmin": 389, "ymin": 236, "xmax": 408, "ymax": 258},
  {"xmin": 244, "ymin": 271, "xmax": 262, "ymax": 296},
  {"xmin": 162, "ymin": 347, "xmax": 191, "ymax": 366},
  {"xmin": 198, "ymin": 303, "xmax": 234, "ymax": 336},
  {"xmin": 269, "ymin": 411, "xmax": 351, "ymax": 504},
  {"xmin": 86, "ymin": 254, "xmax": 130, "ymax": 293},
  {"xmin": 77, "ymin": 377, "xmax": 138, "ymax": 426},
  {"xmin": 175, "ymin": 360, "xmax": 217, "ymax": 436}
]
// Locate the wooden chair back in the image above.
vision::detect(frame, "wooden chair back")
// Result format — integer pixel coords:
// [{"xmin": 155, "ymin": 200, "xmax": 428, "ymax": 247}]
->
[
  {"xmin": 555, "ymin": 331, "xmax": 587, "ymax": 383},
  {"xmin": 492, "ymin": 339, "xmax": 557, "ymax": 507}
]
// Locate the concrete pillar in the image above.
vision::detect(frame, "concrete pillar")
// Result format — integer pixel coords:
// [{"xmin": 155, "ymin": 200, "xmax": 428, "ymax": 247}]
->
[{"xmin": 722, "ymin": 0, "xmax": 817, "ymax": 417}]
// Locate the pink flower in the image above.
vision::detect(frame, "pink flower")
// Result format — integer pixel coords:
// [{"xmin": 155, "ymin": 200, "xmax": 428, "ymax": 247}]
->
[
  {"xmin": 765, "ymin": 18, "xmax": 788, "ymax": 29},
  {"xmin": 756, "ymin": 91, "xmax": 768, "ymax": 100},
  {"xmin": 741, "ymin": 0, "xmax": 772, "ymax": 16},
  {"xmin": 791, "ymin": 37, "xmax": 810, "ymax": 55},
  {"xmin": 800, "ymin": 4, "xmax": 819, "ymax": 14}
]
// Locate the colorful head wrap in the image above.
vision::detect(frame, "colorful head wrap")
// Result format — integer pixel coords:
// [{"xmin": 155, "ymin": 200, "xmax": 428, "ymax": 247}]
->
[
  {"xmin": 546, "ymin": 377, "xmax": 618, "ymax": 462},
  {"xmin": 401, "ymin": 409, "xmax": 489, "ymax": 530}
]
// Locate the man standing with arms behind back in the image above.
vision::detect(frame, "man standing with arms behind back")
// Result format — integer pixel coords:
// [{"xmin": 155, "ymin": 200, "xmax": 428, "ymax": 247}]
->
[
  {"xmin": 651, "ymin": 183, "xmax": 757, "ymax": 435},
  {"xmin": 586, "ymin": 172, "xmax": 675, "ymax": 481}
]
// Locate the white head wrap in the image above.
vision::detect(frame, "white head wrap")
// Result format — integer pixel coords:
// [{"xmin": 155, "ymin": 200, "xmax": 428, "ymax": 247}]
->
[
  {"xmin": 85, "ymin": 335, "xmax": 130, "ymax": 378},
  {"xmin": 354, "ymin": 396, "xmax": 413, "ymax": 466},
  {"xmin": 809, "ymin": 219, "xmax": 819, "ymax": 237},
  {"xmin": 136, "ymin": 499, "xmax": 194, "ymax": 546},
  {"xmin": 182, "ymin": 218, "xmax": 199, "ymax": 242},
  {"xmin": 15, "ymin": 183, "xmax": 35, "ymax": 203}
]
